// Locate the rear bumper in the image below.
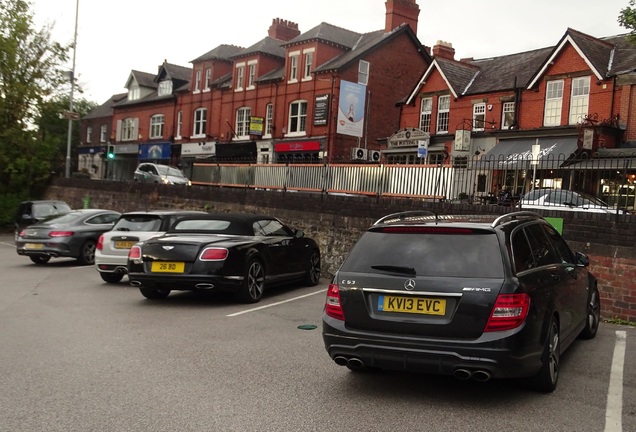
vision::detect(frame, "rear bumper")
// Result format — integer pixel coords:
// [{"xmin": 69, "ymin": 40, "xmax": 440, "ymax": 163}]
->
[
  {"xmin": 128, "ymin": 272, "xmax": 243, "ymax": 292},
  {"xmin": 95, "ymin": 253, "xmax": 128, "ymax": 274},
  {"xmin": 322, "ymin": 314, "xmax": 542, "ymax": 379},
  {"xmin": 16, "ymin": 243, "xmax": 76, "ymax": 259}
]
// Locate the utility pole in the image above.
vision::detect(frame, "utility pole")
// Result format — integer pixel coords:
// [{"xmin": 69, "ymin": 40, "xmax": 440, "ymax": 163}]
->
[{"xmin": 65, "ymin": 0, "xmax": 80, "ymax": 178}]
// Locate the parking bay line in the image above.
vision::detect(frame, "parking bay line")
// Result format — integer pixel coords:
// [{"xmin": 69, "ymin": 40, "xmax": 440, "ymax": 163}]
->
[
  {"xmin": 604, "ymin": 330, "xmax": 626, "ymax": 432},
  {"xmin": 226, "ymin": 288, "xmax": 327, "ymax": 317}
]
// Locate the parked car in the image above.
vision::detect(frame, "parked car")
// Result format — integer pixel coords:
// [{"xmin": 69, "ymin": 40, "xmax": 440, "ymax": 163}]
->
[
  {"xmin": 518, "ymin": 188, "xmax": 623, "ymax": 213},
  {"xmin": 95, "ymin": 210, "xmax": 207, "ymax": 283},
  {"xmin": 14, "ymin": 200, "xmax": 71, "ymax": 241},
  {"xmin": 133, "ymin": 163, "xmax": 191, "ymax": 185},
  {"xmin": 322, "ymin": 210, "xmax": 600, "ymax": 392},
  {"xmin": 127, "ymin": 213, "xmax": 321, "ymax": 303},
  {"xmin": 16, "ymin": 209, "xmax": 121, "ymax": 265}
]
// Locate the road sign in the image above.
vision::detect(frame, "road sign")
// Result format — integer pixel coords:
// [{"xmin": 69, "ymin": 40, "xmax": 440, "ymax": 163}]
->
[{"xmin": 62, "ymin": 111, "xmax": 80, "ymax": 120}]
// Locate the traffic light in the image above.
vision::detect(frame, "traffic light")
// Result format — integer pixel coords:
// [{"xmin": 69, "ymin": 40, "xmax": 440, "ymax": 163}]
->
[{"xmin": 106, "ymin": 144, "xmax": 115, "ymax": 160}]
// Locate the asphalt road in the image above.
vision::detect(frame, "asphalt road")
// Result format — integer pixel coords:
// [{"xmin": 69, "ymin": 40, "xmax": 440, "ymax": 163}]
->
[{"xmin": 0, "ymin": 235, "xmax": 634, "ymax": 432}]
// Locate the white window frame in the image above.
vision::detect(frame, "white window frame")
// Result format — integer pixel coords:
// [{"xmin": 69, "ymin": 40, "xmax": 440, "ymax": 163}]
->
[
  {"xmin": 358, "ymin": 60, "xmax": 370, "ymax": 85},
  {"xmin": 86, "ymin": 126, "xmax": 92, "ymax": 143},
  {"xmin": 419, "ymin": 97, "xmax": 432, "ymax": 133},
  {"xmin": 569, "ymin": 76, "xmax": 590, "ymax": 125},
  {"xmin": 235, "ymin": 107, "xmax": 251, "ymax": 139},
  {"xmin": 193, "ymin": 108, "xmax": 207, "ymax": 138},
  {"xmin": 264, "ymin": 103, "xmax": 273, "ymax": 138},
  {"xmin": 128, "ymin": 85, "xmax": 140, "ymax": 101},
  {"xmin": 544, "ymin": 80, "xmax": 564, "ymax": 127},
  {"xmin": 158, "ymin": 80, "xmax": 172, "ymax": 96},
  {"xmin": 288, "ymin": 51, "xmax": 299, "ymax": 83},
  {"xmin": 100, "ymin": 124, "xmax": 107, "ymax": 142},
  {"xmin": 247, "ymin": 61, "xmax": 257, "ymax": 89},
  {"xmin": 302, "ymin": 49, "xmax": 314, "ymax": 81},
  {"xmin": 176, "ymin": 110, "xmax": 182, "ymax": 139},
  {"xmin": 204, "ymin": 68, "xmax": 212, "ymax": 91},
  {"xmin": 473, "ymin": 103, "xmax": 486, "ymax": 131},
  {"xmin": 287, "ymin": 100, "xmax": 307, "ymax": 137},
  {"xmin": 436, "ymin": 95, "xmax": 450, "ymax": 134},
  {"xmin": 194, "ymin": 70, "xmax": 201, "ymax": 93},
  {"xmin": 150, "ymin": 114, "xmax": 164, "ymax": 139},
  {"xmin": 235, "ymin": 63, "xmax": 245, "ymax": 91},
  {"xmin": 121, "ymin": 118, "xmax": 137, "ymax": 141},
  {"xmin": 502, "ymin": 101, "xmax": 515, "ymax": 129}
]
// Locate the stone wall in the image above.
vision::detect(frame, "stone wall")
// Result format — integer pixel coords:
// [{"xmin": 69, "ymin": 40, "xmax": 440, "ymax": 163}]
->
[{"xmin": 46, "ymin": 177, "xmax": 636, "ymax": 323}]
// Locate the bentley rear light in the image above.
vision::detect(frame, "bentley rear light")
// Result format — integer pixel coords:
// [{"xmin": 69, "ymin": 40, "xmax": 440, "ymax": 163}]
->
[
  {"xmin": 128, "ymin": 245, "xmax": 141, "ymax": 260},
  {"xmin": 199, "ymin": 248, "xmax": 229, "ymax": 261},
  {"xmin": 325, "ymin": 283, "xmax": 345, "ymax": 320},
  {"xmin": 96, "ymin": 235, "xmax": 104, "ymax": 251},
  {"xmin": 484, "ymin": 293, "xmax": 530, "ymax": 332}
]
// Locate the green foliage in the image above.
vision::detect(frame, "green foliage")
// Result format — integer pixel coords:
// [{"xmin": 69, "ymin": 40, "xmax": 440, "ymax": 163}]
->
[
  {"xmin": 0, "ymin": 192, "xmax": 28, "ymax": 229},
  {"xmin": 619, "ymin": 0, "xmax": 636, "ymax": 43},
  {"xmin": 0, "ymin": 0, "xmax": 70, "ymax": 195}
]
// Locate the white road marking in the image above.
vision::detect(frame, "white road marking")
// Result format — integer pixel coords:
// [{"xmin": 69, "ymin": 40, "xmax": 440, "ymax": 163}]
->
[
  {"xmin": 226, "ymin": 288, "xmax": 327, "ymax": 317},
  {"xmin": 0, "ymin": 241, "xmax": 16, "ymax": 247},
  {"xmin": 604, "ymin": 330, "xmax": 626, "ymax": 432}
]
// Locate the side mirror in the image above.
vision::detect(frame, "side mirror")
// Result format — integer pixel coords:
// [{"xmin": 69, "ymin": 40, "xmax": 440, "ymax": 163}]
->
[
  {"xmin": 294, "ymin": 229, "xmax": 305, "ymax": 238},
  {"xmin": 575, "ymin": 251, "xmax": 589, "ymax": 267},
  {"xmin": 22, "ymin": 214, "xmax": 33, "ymax": 221}
]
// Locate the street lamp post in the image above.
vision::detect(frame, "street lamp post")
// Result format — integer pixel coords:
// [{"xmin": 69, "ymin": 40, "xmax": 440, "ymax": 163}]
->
[{"xmin": 65, "ymin": 0, "xmax": 80, "ymax": 178}]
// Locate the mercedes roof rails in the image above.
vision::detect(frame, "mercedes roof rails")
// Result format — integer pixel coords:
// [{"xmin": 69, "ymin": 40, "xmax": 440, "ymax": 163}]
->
[{"xmin": 491, "ymin": 211, "xmax": 543, "ymax": 228}]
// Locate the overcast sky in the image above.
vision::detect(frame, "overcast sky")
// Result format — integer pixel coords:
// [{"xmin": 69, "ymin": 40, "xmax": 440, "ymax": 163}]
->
[{"xmin": 30, "ymin": 0, "xmax": 631, "ymax": 104}]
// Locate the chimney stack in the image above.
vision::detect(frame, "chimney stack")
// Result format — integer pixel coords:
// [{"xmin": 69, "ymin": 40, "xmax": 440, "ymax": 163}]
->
[
  {"xmin": 432, "ymin": 40, "xmax": 455, "ymax": 60},
  {"xmin": 385, "ymin": 0, "xmax": 420, "ymax": 34},
  {"xmin": 268, "ymin": 18, "xmax": 301, "ymax": 41}
]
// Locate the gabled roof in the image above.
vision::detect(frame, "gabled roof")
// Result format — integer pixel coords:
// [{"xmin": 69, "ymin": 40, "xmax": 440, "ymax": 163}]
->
[
  {"xmin": 83, "ymin": 93, "xmax": 127, "ymax": 119},
  {"xmin": 232, "ymin": 37, "xmax": 286, "ymax": 59},
  {"xmin": 191, "ymin": 44, "xmax": 244, "ymax": 63},
  {"xmin": 284, "ymin": 22, "xmax": 361, "ymax": 49},
  {"xmin": 601, "ymin": 33, "xmax": 636, "ymax": 75},
  {"xmin": 528, "ymin": 28, "xmax": 617, "ymax": 88},
  {"xmin": 124, "ymin": 70, "xmax": 156, "ymax": 90},
  {"xmin": 406, "ymin": 58, "xmax": 478, "ymax": 102},
  {"xmin": 156, "ymin": 61, "xmax": 191, "ymax": 84},
  {"xmin": 316, "ymin": 24, "xmax": 430, "ymax": 73}
]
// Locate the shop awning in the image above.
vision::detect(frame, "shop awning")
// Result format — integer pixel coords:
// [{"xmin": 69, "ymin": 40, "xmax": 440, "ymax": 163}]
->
[
  {"xmin": 479, "ymin": 137, "xmax": 578, "ymax": 170},
  {"xmin": 564, "ymin": 158, "xmax": 636, "ymax": 170}
]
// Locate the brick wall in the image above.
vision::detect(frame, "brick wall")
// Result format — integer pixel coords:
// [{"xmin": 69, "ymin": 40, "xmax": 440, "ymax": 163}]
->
[{"xmin": 46, "ymin": 177, "xmax": 636, "ymax": 323}]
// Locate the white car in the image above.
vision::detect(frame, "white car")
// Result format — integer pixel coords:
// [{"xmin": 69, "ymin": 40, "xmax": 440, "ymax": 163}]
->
[
  {"xmin": 95, "ymin": 210, "xmax": 206, "ymax": 283},
  {"xmin": 518, "ymin": 188, "xmax": 624, "ymax": 214},
  {"xmin": 133, "ymin": 163, "xmax": 191, "ymax": 185}
]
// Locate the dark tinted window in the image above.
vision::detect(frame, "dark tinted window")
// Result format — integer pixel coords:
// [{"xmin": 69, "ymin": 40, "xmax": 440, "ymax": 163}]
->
[
  {"xmin": 86, "ymin": 213, "xmax": 119, "ymax": 225},
  {"xmin": 253, "ymin": 219, "xmax": 291, "ymax": 236},
  {"xmin": 32, "ymin": 202, "xmax": 71, "ymax": 219},
  {"xmin": 524, "ymin": 224, "xmax": 560, "ymax": 267},
  {"xmin": 542, "ymin": 224, "xmax": 574, "ymax": 264},
  {"xmin": 511, "ymin": 229, "xmax": 535, "ymax": 273},
  {"xmin": 340, "ymin": 230, "xmax": 504, "ymax": 278}
]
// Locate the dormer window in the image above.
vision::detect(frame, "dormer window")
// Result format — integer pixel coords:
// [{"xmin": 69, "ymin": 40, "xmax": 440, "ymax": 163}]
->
[
  {"xmin": 158, "ymin": 80, "xmax": 173, "ymax": 96},
  {"xmin": 247, "ymin": 61, "xmax": 257, "ymax": 89},
  {"xmin": 128, "ymin": 84, "xmax": 140, "ymax": 101},
  {"xmin": 288, "ymin": 51, "xmax": 299, "ymax": 83},
  {"xmin": 235, "ymin": 63, "xmax": 245, "ymax": 91}
]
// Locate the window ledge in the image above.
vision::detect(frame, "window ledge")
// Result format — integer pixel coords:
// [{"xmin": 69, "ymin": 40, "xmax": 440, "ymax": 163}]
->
[{"xmin": 284, "ymin": 132, "xmax": 307, "ymax": 138}]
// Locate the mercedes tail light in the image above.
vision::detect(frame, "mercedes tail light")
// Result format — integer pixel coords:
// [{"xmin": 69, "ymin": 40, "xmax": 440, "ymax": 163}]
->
[
  {"xmin": 325, "ymin": 283, "xmax": 345, "ymax": 320},
  {"xmin": 484, "ymin": 293, "xmax": 530, "ymax": 332},
  {"xmin": 49, "ymin": 231, "xmax": 74, "ymax": 237}
]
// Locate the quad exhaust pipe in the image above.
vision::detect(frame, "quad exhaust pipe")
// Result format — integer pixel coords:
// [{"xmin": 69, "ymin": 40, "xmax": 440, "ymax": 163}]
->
[{"xmin": 452, "ymin": 368, "xmax": 492, "ymax": 382}]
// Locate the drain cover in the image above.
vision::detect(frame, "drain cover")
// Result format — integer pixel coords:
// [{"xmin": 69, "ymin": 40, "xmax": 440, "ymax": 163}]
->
[{"xmin": 297, "ymin": 324, "xmax": 317, "ymax": 330}]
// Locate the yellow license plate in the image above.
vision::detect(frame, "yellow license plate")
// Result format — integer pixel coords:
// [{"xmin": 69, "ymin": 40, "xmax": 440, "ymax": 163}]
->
[
  {"xmin": 114, "ymin": 241, "xmax": 137, "ymax": 249},
  {"xmin": 151, "ymin": 261, "xmax": 184, "ymax": 273},
  {"xmin": 25, "ymin": 243, "xmax": 44, "ymax": 250},
  {"xmin": 378, "ymin": 295, "xmax": 446, "ymax": 315}
]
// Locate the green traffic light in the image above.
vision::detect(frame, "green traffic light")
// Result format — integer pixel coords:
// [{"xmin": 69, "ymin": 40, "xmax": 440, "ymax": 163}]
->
[{"xmin": 107, "ymin": 153, "xmax": 114, "ymax": 159}]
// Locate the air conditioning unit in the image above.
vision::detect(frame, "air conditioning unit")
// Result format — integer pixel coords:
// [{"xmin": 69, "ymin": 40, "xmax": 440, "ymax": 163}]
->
[
  {"xmin": 351, "ymin": 147, "xmax": 367, "ymax": 161},
  {"xmin": 368, "ymin": 150, "xmax": 381, "ymax": 162}
]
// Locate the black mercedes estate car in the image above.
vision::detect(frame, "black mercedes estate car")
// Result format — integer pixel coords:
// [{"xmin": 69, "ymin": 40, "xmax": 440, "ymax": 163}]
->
[{"xmin": 322, "ymin": 211, "xmax": 600, "ymax": 392}]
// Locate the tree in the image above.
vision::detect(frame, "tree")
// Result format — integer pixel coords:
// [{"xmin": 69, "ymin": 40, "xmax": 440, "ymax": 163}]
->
[
  {"xmin": 619, "ymin": 0, "xmax": 636, "ymax": 43},
  {"xmin": 0, "ymin": 0, "xmax": 69, "ymax": 194}
]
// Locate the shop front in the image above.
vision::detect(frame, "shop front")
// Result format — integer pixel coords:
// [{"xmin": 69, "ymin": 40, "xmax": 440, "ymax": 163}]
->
[
  {"xmin": 110, "ymin": 143, "xmax": 139, "ymax": 181},
  {"xmin": 180, "ymin": 141, "xmax": 216, "ymax": 178},
  {"xmin": 77, "ymin": 145, "xmax": 106, "ymax": 179},
  {"xmin": 274, "ymin": 139, "xmax": 324, "ymax": 163}
]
